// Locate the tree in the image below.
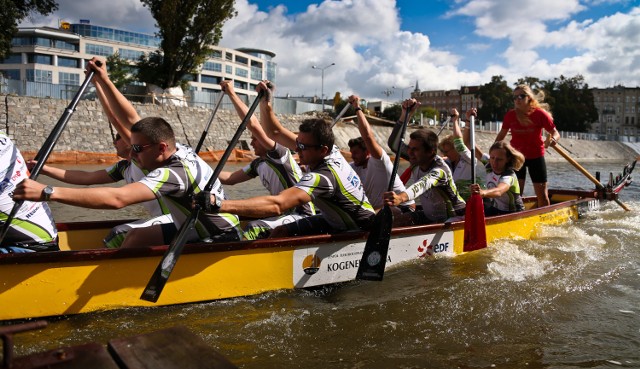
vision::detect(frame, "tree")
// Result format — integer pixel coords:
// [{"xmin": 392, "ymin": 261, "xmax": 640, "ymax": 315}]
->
[
  {"xmin": 476, "ymin": 76, "xmax": 513, "ymax": 122},
  {"xmin": 0, "ymin": 0, "xmax": 58, "ymax": 60},
  {"xmin": 106, "ymin": 53, "xmax": 136, "ymax": 89},
  {"xmin": 137, "ymin": 0, "xmax": 237, "ymax": 89},
  {"xmin": 541, "ymin": 75, "xmax": 598, "ymax": 132},
  {"xmin": 381, "ymin": 104, "xmax": 402, "ymax": 122}
]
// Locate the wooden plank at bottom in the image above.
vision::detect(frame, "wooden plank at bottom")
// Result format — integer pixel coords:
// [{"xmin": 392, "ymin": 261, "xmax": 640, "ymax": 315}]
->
[
  {"xmin": 107, "ymin": 326, "xmax": 237, "ymax": 369},
  {"xmin": 10, "ymin": 343, "xmax": 120, "ymax": 369}
]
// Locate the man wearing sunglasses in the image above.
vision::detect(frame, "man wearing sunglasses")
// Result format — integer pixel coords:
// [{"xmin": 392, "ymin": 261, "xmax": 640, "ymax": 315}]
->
[
  {"xmin": 216, "ymin": 81, "xmax": 315, "ymax": 240},
  {"xmin": 14, "ymin": 59, "xmax": 241, "ymax": 247},
  {"xmin": 197, "ymin": 81, "xmax": 375, "ymax": 237}
]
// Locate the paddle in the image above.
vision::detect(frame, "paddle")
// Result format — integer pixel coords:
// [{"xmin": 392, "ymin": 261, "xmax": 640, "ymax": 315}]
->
[
  {"xmin": 0, "ymin": 63, "xmax": 100, "ymax": 246},
  {"xmin": 551, "ymin": 143, "xmax": 630, "ymax": 211},
  {"xmin": 463, "ymin": 115, "xmax": 487, "ymax": 252},
  {"xmin": 331, "ymin": 103, "xmax": 351, "ymax": 127},
  {"xmin": 356, "ymin": 104, "xmax": 413, "ymax": 281},
  {"xmin": 193, "ymin": 91, "xmax": 224, "ymax": 154},
  {"xmin": 140, "ymin": 90, "xmax": 265, "ymax": 303},
  {"xmin": 436, "ymin": 114, "xmax": 454, "ymax": 136}
]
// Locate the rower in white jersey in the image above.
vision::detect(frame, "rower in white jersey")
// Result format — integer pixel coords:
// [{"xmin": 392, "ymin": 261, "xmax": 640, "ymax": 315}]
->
[
  {"xmin": 0, "ymin": 131, "xmax": 58, "ymax": 253},
  {"xmin": 196, "ymin": 81, "xmax": 375, "ymax": 237},
  {"xmin": 217, "ymin": 81, "xmax": 314, "ymax": 240},
  {"xmin": 346, "ymin": 95, "xmax": 414, "ymax": 212}
]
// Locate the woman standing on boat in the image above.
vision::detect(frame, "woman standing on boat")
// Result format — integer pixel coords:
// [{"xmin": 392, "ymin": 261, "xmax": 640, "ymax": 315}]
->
[
  {"xmin": 470, "ymin": 141, "xmax": 525, "ymax": 216},
  {"xmin": 495, "ymin": 85, "xmax": 560, "ymax": 207}
]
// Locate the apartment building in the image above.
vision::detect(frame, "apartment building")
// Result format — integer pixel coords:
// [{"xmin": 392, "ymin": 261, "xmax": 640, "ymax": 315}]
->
[
  {"xmin": 411, "ymin": 84, "xmax": 483, "ymax": 120},
  {"xmin": 0, "ymin": 23, "xmax": 276, "ymax": 97},
  {"xmin": 591, "ymin": 86, "xmax": 640, "ymax": 139}
]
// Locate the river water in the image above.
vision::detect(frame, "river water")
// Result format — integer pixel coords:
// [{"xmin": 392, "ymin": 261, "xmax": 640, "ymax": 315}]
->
[{"xmin": 6, "ymin": 161, "xmax": 640, "ymax": 368}]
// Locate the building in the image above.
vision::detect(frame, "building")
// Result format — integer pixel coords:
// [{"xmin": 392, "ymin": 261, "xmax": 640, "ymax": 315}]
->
[
  {"xmin": 591, "ymin": 86, "xmax": 640, "ymax": 140},
  {"xmin": 0, "ymin": 23, "xmax": 276, "ymax": 98}
]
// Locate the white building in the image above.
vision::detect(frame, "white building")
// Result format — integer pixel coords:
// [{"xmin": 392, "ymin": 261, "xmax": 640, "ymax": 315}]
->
[{"xmin": 0, "ymin": 23, "xmax": 276, "ymax": 97}]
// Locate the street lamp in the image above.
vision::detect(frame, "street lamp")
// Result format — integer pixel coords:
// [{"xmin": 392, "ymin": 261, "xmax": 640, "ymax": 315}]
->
[
  {"xmin": 311, "ymin": 62, "xmax": 335, "ymax": 112},
  {"xmin": 381, "ymin": 88, "xmax": 393, "ymax": 98},
  {"xmin": 392, "ymin": 85, "xmax": 414, "ymax": 101}
]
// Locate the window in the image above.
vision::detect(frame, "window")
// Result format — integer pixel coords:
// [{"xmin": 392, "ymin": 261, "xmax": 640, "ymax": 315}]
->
[
  {"xmin": 3, "ymin": 54, "xmax": 22, "ymax": 64},
  {"xmin": 225, "ymin": 65, "xmax": 233, "ymax": 74},
  {"xmin": 251, "ymin": 66, "xmax": 262, "ymax": 80},
  {"xmin": 85, "ymin": 43, "xmax": 113, "ymax": 57},
  {"xmin": 233, "ymin": 80, "xmax": 247, "ymax": 90},
  {"xmin": 26, "ymin": 69, "xmax": 53, "ymax": 83},
  {"xmin": 201, "ymin": 75, "xmax": 221, "ymax": 84},
  {"xmin": 209, "ymin": 50, "xmax": 222, "ymax": 59},
  {"xmin": 235, "ymin": 68, "xmax": 248, "ymax": 78},
  {"xmin": 28, "ymin": 54, "xmax": 53, "ymax": 65},
  {"xmin": 58, "ymin": 56, "xmax": 79, "ymax": 68},
  {"xmin": 203, "ymin": 61, "xmax": 222, "ymax": 72},
  {"xmin": 118, "ymin": 48, "xmax": 144, "ymax": 61},
  {"xmin": 2, "ymin": 70, "xmax": 21, "ymax": 79},
  {"xmin": 236, "ymin": 56, "xmax": 248, "ymax": 65},
  {"xmin": 54, "ymin": 40, "xmax": 78, "ymax": 51},
  {"xmin": 59, "ymin": 72, "xmax": 80, "ymax": 85}
]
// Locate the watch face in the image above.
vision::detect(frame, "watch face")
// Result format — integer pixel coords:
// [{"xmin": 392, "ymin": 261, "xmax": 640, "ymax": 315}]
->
[{"xmin": 44, "ymin": 186, "xmax": 53, "ymax": 195}]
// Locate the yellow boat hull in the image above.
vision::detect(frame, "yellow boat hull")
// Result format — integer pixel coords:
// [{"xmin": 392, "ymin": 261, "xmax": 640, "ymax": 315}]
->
[{"xmin": 0, "ymin": 191, "xmax": 601, "ymax": 321}]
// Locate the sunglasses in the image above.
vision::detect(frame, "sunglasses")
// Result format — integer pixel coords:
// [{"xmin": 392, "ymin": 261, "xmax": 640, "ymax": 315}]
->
[
  {"xmin": 513, "ymin": 94, "xmax": 527, "ymax": 101},
  {"xmin": 130, "ymin": 143, "xmax": 154, "ymax": 153},
  {"xmin": 295, "ymin": 139, "xmax": 323, "ymax": 151}
]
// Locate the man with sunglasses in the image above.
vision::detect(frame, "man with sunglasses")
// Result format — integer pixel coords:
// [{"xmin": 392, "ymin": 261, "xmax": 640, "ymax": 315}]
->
[
  {"xmin": 14, "ymin": 59, "xmax": 241, "ymax": 247},
  {"xmin": 26, "ymin": 66, "xmax": 179, "ymax": 248},
  {"xmin": 216, "ymin": 80, "xmax": 315, "ymax": 240},
  {"xmin": 197, "ymin": 81, "xmax": 375, "ymax": 237}
]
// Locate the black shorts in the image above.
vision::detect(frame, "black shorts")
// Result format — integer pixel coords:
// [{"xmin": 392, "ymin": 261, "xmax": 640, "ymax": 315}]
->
[
  {"xmin": 280, "ymin": 214, "xmax": 373, "ymax": 236},
  {"xmin": 515, "ymin": 156, "xmax": 547, "ymax": 183}
]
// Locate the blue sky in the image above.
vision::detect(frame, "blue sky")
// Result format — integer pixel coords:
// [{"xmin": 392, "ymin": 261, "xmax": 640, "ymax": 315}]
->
[{"xmin": 21, "ymin": 0, "xmax": 640, "ymax": 101}]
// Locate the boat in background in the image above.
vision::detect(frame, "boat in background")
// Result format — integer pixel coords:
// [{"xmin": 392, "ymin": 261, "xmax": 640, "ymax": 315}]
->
[{"xmin": 0, "ymin": 161, "xmax": 635, "ymax": 322}]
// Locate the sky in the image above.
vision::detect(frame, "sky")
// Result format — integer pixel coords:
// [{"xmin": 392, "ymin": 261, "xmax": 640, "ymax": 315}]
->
[{"xmin": 20, "ymin": 0, "xmax": 640, "ymax": 101}]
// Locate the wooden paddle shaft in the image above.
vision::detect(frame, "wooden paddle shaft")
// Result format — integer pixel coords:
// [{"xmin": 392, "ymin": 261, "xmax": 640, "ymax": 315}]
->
[{"xmin": 551, "ymin": 144, "xmax": 630, "ymax": 211}]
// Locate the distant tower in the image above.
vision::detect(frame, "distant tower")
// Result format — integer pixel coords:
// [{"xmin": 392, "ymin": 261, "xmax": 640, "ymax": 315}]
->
[{"xmin": 411, "ymin": 80, "xmax": 421, "ymax": 98}]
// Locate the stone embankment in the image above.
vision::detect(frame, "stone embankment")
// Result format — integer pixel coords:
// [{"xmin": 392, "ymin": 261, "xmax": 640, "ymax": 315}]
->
[{"xmin": 2, "ymin": 94, "xmax": 638, "ymax": 164}]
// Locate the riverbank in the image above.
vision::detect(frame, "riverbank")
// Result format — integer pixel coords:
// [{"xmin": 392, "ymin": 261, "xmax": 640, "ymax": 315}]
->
[{"xmin": 3, "ymin": 94, "xmax": 638, "ymax": 164}]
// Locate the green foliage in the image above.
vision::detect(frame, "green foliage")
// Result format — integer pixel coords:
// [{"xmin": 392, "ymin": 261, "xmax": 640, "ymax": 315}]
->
[
  {"xmin": 541, "ymin": 75, "xmax": 598, "ymax": 132},
  {"xmin": 382, "ymin": 104, "xmax": 402, "ymax": 121},
  {"xmin": 106, "ymin": 53, "xmax": 136, "ymax": 89},
  {"xmin": 0, "ymin": 0, "xmax": 58, "ymax": 60},
  {"xmin": 137, "ymin": 0, "xmax": 237, "ymax": 89},
  {"xmin": 476, "ymin": 75, "xmax": 513, "ymax": 122}
]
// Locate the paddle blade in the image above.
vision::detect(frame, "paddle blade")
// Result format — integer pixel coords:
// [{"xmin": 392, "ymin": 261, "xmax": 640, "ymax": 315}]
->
[
  {"xmin": 463, "ymin": 193, "xmax": 487, "ymax": 252},
  {"xmin": 140, "ymin": 216, "xmax": 197, "ymax": 302},
  {"xmin": 356, "ymin": 206, "xmax": 393, "ymax": 281}
]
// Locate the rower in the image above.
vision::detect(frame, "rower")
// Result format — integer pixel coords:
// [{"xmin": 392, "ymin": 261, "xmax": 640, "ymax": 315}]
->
[
  {"xmin": 382, "ymin": 99, "xmax": 466, "ymax": 225},
  {"xmin": 196, "ymin": 80, "xmax": 375, "ymax": 237}
]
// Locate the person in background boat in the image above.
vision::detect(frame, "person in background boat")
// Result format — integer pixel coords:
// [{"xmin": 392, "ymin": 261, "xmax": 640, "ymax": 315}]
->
[
  {"xmin": 0, "ymin": 132, "xmax": 58, "ymax": 253},
  {"xmin": 495, "ymin": 84, "xmax": 560, "ymax": 208},
  {"xmin": 14, "ymin": 60, "xmax": 242, "ymax": 247},
  {"xmin": 438, "ymin": 108, "xmax": 489, "ymax": 200},
  {"xmin": 382, "ymin": 99, "xmax": 466, "ymax": 225},
  {"xmin": 196, "ymin": 81, "xmax": 375, "ymax": 237},
  {"xmin": 470, "ymin": 141, "xmax": 525, "ymax": 216},
  {"xmin": 217, "ymin": 80, "xmax": 315, "ymax": 239},
  {"xmin": 347, "ymin": 95, "xmax": 414, "ymax": 212}
]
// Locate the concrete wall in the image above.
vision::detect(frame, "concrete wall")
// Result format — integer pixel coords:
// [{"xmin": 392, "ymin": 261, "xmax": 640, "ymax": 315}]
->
[{"xmin": 2, "ymin": 94, "xmax": 638, "ymax": 163}]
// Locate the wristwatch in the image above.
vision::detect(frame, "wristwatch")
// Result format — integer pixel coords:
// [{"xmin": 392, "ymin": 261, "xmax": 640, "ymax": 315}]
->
[{"xmin": 43, "ymin": 186, "xmax": 54, "ymax": 201}]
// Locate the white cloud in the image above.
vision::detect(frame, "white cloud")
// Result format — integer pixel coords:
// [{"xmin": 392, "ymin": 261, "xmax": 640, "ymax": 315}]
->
[{"xmin": 18, "ymin": 0, "xmax": 640, "ymax": 101}]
